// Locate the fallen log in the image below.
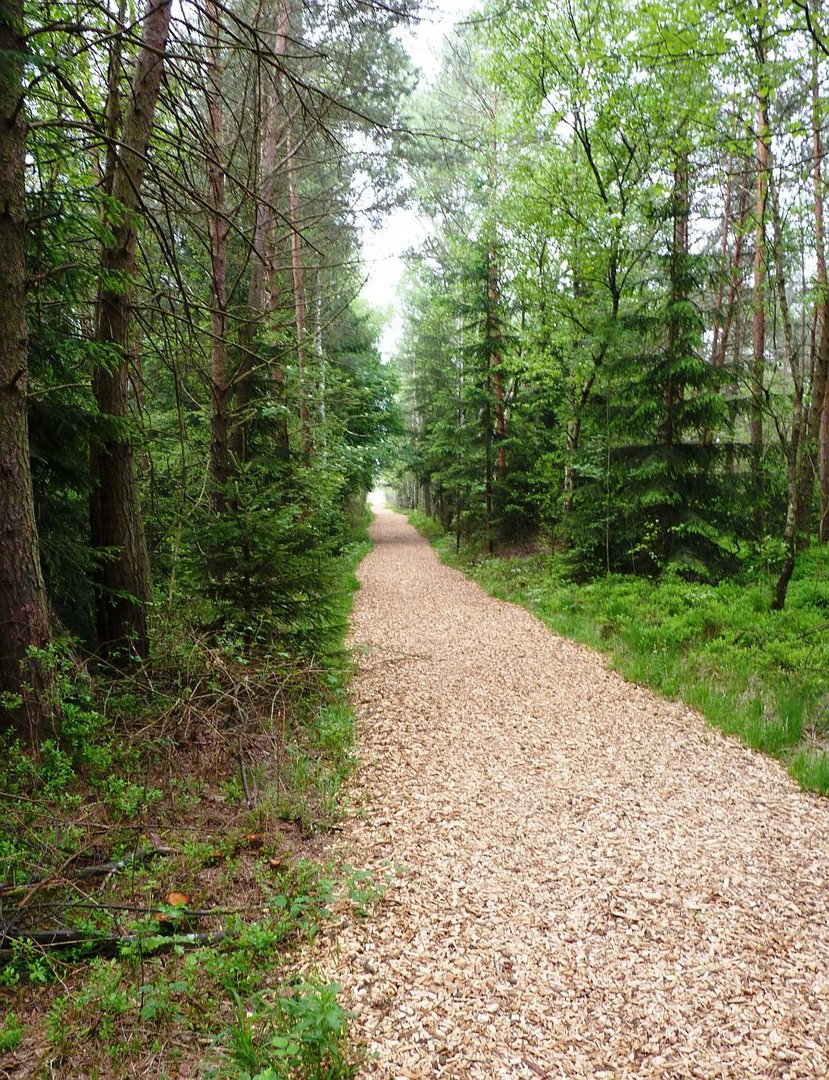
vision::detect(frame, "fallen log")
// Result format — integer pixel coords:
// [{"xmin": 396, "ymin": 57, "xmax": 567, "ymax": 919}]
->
[
  {"xmin": 0, "ymin": 845, "xmax": 175, "ymax": 899},
  {"xmin": 0, "ymin": 928, "xmax": 231, "ymax": 961}
]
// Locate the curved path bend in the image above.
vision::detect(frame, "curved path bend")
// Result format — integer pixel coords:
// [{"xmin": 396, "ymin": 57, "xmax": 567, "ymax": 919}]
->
[{"xmin": 318, "ymin": 508, "xmax": 829, "ymax": 1079}]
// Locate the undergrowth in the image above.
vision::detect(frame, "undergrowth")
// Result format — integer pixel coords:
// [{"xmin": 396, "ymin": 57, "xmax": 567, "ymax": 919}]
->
[
  {"xmin": 0, "ymin": 506, "xmax": 373, "ymax": 1077},
  {"xmin": 407, "ymin": 509, "xmax": 829, "ymax": 797}
]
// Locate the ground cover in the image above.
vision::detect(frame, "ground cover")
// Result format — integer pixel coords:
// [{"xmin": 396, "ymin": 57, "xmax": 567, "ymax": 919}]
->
[{"xmin": 0, "ymin": 521, "xmax": 373, "ymax": 1078}]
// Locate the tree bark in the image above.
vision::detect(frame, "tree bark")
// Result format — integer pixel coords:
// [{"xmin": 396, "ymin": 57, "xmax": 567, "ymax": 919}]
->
[
  {"xmin": 710, "ymin": 154, "xmax": 734, "ymax": 370},
  {"xmin": 705, "ymin": 161, "xmax": 749, "ymax": 451},
  {"xmin": 0, "ymin": 0, "xmax": 58, "ymax": 743},
  {"xmin": 91, "ymin": 0, "xmax": 171, "ymax": 657},
  {"xmin": 235, "ymin": 0, "xmax": 290, "ymax": 465},
  {"xmin": 285, "ymin": 114, "xmax": 312, "ymax": 461},
  {"xmin": 797, "ymin": 21, "xmax": 829, "ymax": 540},
  {"xmin": 663, "ymin": 152, "xmax": 689, "ymax": 452},
  {"xmin": 658, "ymin": 151, "xmax": 690, "ymax": 559},
  {"xmin": 821, "ymin": 378, "xmax": 829, "ymax": 541},
  {"xmin": 769, "ymin": 171, "xmax": 804, "ymax": 610},
  {"xmin": 714, "ymin": 167, "xmax": 750, "ymax": 371},
  {"xmin": 205, "ymin": 0, "xmax": 231, "ymax": 513},
  {"xmin": 751, "ymin": 34, "xmax": 770, "ymax": 535}
]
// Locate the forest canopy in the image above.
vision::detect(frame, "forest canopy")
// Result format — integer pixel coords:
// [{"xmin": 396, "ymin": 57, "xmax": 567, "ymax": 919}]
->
[
  {"xmin": 0, "ymin": 0, "xmax": 414, "ymax": 741},
  {"xmin": 392, "ymin": 0, "xmax": 829, "ymax": 612}
]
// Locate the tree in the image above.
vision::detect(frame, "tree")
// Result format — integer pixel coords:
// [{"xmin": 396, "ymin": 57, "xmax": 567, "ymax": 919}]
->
[
  {"xmin": 90, "ymin": 0, "xmax": 172, "ymax": 657},
  {"xmin": 0, "ymin": 0, "xmax": 57, "ymax": 742}
]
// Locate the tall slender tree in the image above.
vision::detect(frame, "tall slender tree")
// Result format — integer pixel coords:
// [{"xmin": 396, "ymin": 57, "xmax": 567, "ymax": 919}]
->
[
  {"xmin": 90, "ymin": 0, "xmax": 172, "ymax": 656},
  {"xmin": 0, "ymin": 0, "xmax": 57, "ymax": 741}
]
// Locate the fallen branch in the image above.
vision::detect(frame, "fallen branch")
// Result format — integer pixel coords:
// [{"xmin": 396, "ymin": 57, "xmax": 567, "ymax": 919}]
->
[
  {"xmin": 0, "ymin": 928, "xmax": 232, "ymax": 961},
  {"xmin": 0, "ymin": 846, "xmax": 175, "ymax": 899}
]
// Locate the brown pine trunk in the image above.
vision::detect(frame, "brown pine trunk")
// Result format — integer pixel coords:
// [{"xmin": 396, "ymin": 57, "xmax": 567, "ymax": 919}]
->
[
  {"xmin": 205, "ymin": 0, "xmax": 230, "ymax": 512},
  {"xmin": 797, "ymin": 24, "xmax": 829, "ymax": 540},
  {"xmin": 488, "ymin": 242, "xmax": 506, "ymax": 480},
  {"xmin": 234, "ymin": 0, "xmax": 290, "ymax": 465},
  {"xmin": 285, "ymin": 115, "xmax": 312, "ymax": 460},
  {"xmin": 91, "ymin": 0, "xmax": 171, "ymax": 657},
  {"xmin": 0, "ymin": 0, "xmax": 58, "ymax": 743},
  {"xmin": 663, "ymin": 153, "xmax": 689, "ymax": 451},
  {"xmin": 714, "ymin": 168, "xmax": 750, "ymax": 372},
  {"xmin": 747, "ymin": 9, "xmax": 770, "ymax": 534},
  {"xmin": 487, "ymin": 101, "xmax": 505, "ymax": 484},
  {"xmin": 751, "ymin": 88, "xmax": 769, "ymax": 534},
  {"xmin": 660, "ymin": 152, "xmax": 690, "ymax": 558},
  {"xmin": 484, "ymin": 342, "xmax": 493, "ymax": 554}
]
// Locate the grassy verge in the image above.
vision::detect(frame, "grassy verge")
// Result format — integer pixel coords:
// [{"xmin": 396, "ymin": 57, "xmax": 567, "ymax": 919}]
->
[
  {"xmin": 406, "ymin": 510, "xmax": 829, "ymax": 797},
  {"xmin": 0, "ymin": 511, "xmax": 374, "ymax": 1078}
]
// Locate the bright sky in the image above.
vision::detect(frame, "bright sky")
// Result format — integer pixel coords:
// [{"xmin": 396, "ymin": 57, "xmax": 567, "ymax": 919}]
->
[{"xmin": 360, "ymin": 0, "xmax": 478, "ymax": 360}]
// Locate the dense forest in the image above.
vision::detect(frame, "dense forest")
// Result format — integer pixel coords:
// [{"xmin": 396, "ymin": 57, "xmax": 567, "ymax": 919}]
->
[
  {"xmin": 0, "ymin": 0, "xmax": 413, "ymax": 742},
  {"xmin": 394, "ymin": 0, "xmax": 829, "ymax": 605},
  {"xmin": 4, "ymin": 0, "xmax": 829, "ymax": 1071},
  {"xmin": 4, "ymin": 0, "xmax": 829, "ymax": 743}
]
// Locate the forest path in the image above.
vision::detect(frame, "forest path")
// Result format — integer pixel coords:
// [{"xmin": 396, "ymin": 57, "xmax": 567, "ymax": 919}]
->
[{"xmin": 316, "ymin": 508, "xmax": 829, "ymax": 1079}]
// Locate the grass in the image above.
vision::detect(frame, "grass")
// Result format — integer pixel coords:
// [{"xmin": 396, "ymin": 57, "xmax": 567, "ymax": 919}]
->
[
  {"xmin": 407, "ymin": 510, "xmax": 829, "ymax": 797},
  {"xmin": 0, "ymin": 507, "xmax": 373, "ymax": 1078}
]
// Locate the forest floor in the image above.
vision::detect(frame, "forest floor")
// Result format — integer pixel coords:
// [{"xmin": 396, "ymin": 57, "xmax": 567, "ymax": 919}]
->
[{"xmin": 313, "ymin": 508, "xmax": 829, "ymax": 1079}]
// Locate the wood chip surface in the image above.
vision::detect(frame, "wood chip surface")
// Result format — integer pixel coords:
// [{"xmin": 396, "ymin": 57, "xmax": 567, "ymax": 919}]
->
[{"xmin": 313, "ymin": 509, "xmax": 829, "ymax": 1078}]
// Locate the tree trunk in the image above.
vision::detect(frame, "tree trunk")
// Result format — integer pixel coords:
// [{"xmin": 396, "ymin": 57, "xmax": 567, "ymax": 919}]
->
[
  {"xmin": 660, "ymin": 151, "xmax": 690, "ymax": 558},
  {"xmin": 285, "ymin": 115, "xmax": 312, "ymax": 461},
  {"xmin": 705, "ymin": 162, "xmax": 749, "ymax": 449},
  {"xmin": 821, "ymin": 378, "xmax": 829, "ymax": 541},
  {"xmin": 0, "ymin": 0, "xmax": 58, "ymax": 743},
  {"xmin": 796, "ymin": 23, "xmax": 829, "ymax": 540},
  {"xmin": 714, "ymin": 167, "xmax": 750, "ymax": 372},
  {"xmin": 91, "ymin": 0, "xmax": 171, "ymax": 657},
  {"xmin": 769, "ymin": 170, "xmax": 804, "ymax": 610},
  {"xmin": 751, "ymin": 50, "xmax": 770, "ymax": 535},
  {"xmin": 205, "ymin": 0, "xmax": 231, "ymax": 513},
  {"xmin": 234, "ymin": 0, "xmax": 290, "ymax": 465},
  {"xmin": 710, "ymin": 154, "xmax": 734, "ymax": 370},
  {"xmin": 663, "ymin": 152, "xmax": 689, "ymax": 452}
]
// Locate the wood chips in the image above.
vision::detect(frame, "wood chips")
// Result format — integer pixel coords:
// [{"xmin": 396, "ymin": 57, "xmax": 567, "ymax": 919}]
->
[{"xmin": 312, "ymin": 509, "xmax": 829, "ymax": 1078}]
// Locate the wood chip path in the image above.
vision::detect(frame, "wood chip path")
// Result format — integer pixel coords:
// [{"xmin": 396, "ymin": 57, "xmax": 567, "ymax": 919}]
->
[{"xmin": 315, "ymin": 508, "xmax": 829, "ymax": 1078}]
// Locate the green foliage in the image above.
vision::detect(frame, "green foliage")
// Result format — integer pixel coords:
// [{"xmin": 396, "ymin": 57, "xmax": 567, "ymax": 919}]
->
[
  {"xmin": 392, "ymin": 0, "xmax": 811, "ymax": 584},
  {"xmin": 222, "ymin": 979, "xmax": 355, "ymax": 1079},
  {"xmin": 405, "ymin": 510, "xmax": 446, "ymax": 543},
  {"xmin": 0, "ymin": 1011, "xmax": 26, "ymax": 1053},
  {"xmin": 343, "ymin": 866, "xmax": 390, "ymax": 919}
]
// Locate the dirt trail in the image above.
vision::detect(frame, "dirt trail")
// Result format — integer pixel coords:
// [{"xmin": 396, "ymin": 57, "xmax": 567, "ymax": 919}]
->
[{"xmin": 317, "ymin": 508, "xmax": 829, "ymax": 1078}]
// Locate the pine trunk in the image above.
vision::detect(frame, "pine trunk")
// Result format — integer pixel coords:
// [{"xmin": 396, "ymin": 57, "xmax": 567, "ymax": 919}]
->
[
  {"xmin": 710, "ymin": 155, "xmax": 733, "ymax": 370},
  {"xmin": 235, "ymin": 0, "xmax": 290, "ymax": 465},
  {"xmin": 769, "ymin": 170, "xmax": 804, "ymax": 610},
  {"xmin": 717, "ymin": 174, "xmax": 749, "ymax": 371},
  {"xmin": 796, "ymin": 28, "xmax": 829, "ymax": 540},
  {"xmin": 751, "ymin": 90, "xmax": 769, "ymax": 535},
  {"xmin": 285, "ymin": 116, "xmax": 312, "ymax": 461},
  {"xmin": 821, "ymin": 380, "xmax": 829, "ymax": 541},
  {"xmin": 0, "ymin": 0, "xmax": 57, "ymax": 742},
  {"xmin": 205, "ymin": 0, "xmax": 231, "ymax": 512},
  {"xmin": 91, "ymin": 0, "xmax": 171, "ymax": 656}
]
